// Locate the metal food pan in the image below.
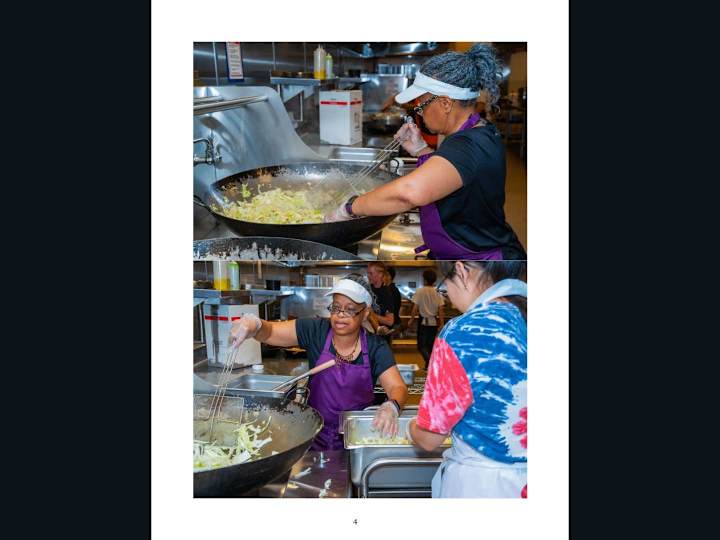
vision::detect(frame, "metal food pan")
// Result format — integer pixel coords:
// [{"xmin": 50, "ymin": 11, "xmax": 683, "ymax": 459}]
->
[
  {"xmin": 396, "ymin": 364, "xmax": 419, "ymax": 385},
  {"xmin": 228, "ymin": 374, "xmax": 296, "ymax": 398},
  {"xmin": 340, "ymin": 411, "xmax": 449, "ymax": 489}
]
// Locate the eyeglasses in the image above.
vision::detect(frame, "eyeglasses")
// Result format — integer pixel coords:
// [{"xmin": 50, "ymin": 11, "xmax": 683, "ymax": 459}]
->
[
  {"xmin": 413, "ymin": 95, "xmax": 439, "ymax": 116},
  {"xmin": 327, "ymin": 304, "xmax": 364, "ymax": 318},
  {"xmin": 436, "ymin": 266, "xmax": 457, "ymax": 292}
]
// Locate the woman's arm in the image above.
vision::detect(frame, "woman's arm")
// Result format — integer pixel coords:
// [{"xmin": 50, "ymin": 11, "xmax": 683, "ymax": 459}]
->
[
  {"xmin": 409, "ymin": 303, "xmax": 419, "ymax": 328},
  {"xmin": 376, "ymin": 311, "xmax": 395, "ymax": 327},
  {"xmin": 254, "ymin": 319, "xmax": 299, "ymax": 347},
  {"xmin": 377, "ymin": 366, "xmax": 408, "ymax": 409},
  {"xmin": 367, "ymin": 310, "xmax": 380, "ymax": 332},
  {"xmin": 350, "ymin": 156, "xmax": 463, "ymax": 217},
  {"xmin": 407, "ymin": 419, "xmax": 448, "ymax": 451}
]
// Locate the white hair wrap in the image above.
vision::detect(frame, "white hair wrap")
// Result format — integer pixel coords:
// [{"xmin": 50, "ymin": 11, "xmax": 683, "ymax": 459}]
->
[{"xmin": 411, "ymin": 72, "xmax": 480, "ymax": 100}]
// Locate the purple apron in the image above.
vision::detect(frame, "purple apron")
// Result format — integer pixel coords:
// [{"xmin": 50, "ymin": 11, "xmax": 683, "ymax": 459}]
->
[
  {"xmin": 307, "ymin": 328, "xmax": 375, "ymax": 451},
  {"xmin": 414, "ymin": 112, "xmax": 504, "ymax": 260}
]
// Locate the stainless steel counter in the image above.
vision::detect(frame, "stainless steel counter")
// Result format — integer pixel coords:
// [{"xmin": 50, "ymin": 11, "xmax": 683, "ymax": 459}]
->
[
  {"xmin": 300, "ymin": 131, "xmax": 397, "ymax": 152},
  {"xmin": 229, "ymin": 449, "xmax": 350, "ymax": 498},
  {"xmin": 284, "ymin": 450, "xmax": 351, "ymax": 498},
  {"xmin": 194, "ymin": 356, "xmax": 309, "ymax": 381}
]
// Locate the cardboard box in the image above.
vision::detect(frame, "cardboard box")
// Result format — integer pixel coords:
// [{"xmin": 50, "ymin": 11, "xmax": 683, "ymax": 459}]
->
[
  {"xmin": 319, "ymin": 90, "xmax": 363, "ymax": 145},
  {"xmin": 202, "ymin": 304, "xmax": 261, "ymax": 367}
]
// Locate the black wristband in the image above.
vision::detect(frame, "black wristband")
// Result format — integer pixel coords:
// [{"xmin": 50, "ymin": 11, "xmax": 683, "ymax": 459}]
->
[
  {"xmin": 344, "ymin": 195, "xmax": 359, "ymax": 218},
  {"xmin": 390, "ymin": 399, "xmax": 402, "ymax": 415}
]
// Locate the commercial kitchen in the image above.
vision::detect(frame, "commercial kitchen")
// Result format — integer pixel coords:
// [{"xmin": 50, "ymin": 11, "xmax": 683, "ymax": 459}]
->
[
  {"xmin": 193, "ymin": 42, "xmax": 527, "ymax": 261},
  {"xmin": 193, "ymin": 260, "xmax": 463, "ymax": 497}
]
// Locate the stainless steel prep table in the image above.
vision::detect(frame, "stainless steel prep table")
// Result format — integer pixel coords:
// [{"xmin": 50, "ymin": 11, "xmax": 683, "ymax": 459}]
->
[
  {"xmin": 194, "ymin": 357, "xmax": 310, "ymax": 382},
  {"xmin": 283, "ymin": 450, "xmax": 351, "ymax": 498}
]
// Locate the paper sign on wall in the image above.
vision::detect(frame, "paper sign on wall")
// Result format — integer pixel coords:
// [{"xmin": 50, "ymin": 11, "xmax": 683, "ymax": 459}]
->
[{"xmin": 226, "ymin": 42, "xmax": 244, "ymax": 80}]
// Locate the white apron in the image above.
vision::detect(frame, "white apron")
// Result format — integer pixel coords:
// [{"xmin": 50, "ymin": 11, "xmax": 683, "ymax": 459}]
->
[{"xmin": 431, "ymin": 279, "xmax": 528, "ymax": 498}]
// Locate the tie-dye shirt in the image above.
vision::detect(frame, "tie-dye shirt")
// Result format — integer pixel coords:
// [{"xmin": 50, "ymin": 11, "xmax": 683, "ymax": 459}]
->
[{"xmin": 416, "ymin": 300, "xmax": 527, "ymax": 464}]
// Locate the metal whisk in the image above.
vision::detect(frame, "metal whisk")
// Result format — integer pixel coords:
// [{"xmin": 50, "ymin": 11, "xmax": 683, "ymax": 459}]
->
[
  {"xmin": 336, "ymin": 116, "xmax": 414, "ymax": 203},
  {"xmin": 356, "ymin": 115, "xmax": 415, "ymax": 179},
  {"xmin": 355, "ymin": 138, "xmax": 402, "ymax": 179},
  {"xmin": 204, "ymin": 344, "xmax": 244, "ymax": 442}
]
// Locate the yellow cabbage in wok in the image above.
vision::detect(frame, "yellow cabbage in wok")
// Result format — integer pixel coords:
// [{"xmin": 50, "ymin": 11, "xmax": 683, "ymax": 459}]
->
[{"xmin": 222, "ymin": 188, "xmax": 324, "ymax": 224}]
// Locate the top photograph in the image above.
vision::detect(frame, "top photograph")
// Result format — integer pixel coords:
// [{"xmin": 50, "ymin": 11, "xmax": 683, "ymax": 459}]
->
[{"xmin": 193, "ymin": 42, "xmax": 527, "ymax": 262}]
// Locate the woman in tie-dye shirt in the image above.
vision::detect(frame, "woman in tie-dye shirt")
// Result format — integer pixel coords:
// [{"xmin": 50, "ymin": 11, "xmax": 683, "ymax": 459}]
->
[{"xmin": 406, "ymin": 260, "xmax": 527, "ymax": 498}]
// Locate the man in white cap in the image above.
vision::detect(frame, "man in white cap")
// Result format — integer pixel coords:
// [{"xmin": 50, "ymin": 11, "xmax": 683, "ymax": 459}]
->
[{"xmin": 229, "ymin": 273, "xmax": 408, "ymax": 451}]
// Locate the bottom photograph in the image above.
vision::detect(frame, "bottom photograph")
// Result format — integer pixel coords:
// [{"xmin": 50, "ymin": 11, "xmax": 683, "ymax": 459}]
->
[{"xmin": 193, "ymin": 259, "xmax": 527, "ymax": 498}]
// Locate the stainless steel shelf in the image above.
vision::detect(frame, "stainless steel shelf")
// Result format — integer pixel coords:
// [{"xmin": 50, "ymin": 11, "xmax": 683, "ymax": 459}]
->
[{"xmin": 270, "ymin": 76, "xmax": 340, "ymax": 86}]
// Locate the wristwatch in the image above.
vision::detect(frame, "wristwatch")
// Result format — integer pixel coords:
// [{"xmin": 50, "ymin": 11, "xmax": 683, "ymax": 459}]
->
[{"xmin": 344, "ymin": 195, "xmax": 359, "ymax": 218}]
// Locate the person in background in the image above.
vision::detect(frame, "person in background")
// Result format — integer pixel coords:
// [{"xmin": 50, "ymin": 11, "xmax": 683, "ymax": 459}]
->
[
  {"xmin": 326, "ymin": 43, "xmax": 525, "ymax": 260},
  {"xmin": 408, "ymin": 268, "xmax": 445, "ymax": 370},
  {"xmin": 405, "ymin": 261, "xmax": 527, "ymax": 498},
  {"xmin": 229, "ymin": 273, "xmax": 408, "ymax": 450},
  {"xmin": 384, "ymin": 267, "xmax": 403, "ymax": 340},
  {"xmin": 366, "ymin": 262, "xmax": 397, "ymax": 346}
]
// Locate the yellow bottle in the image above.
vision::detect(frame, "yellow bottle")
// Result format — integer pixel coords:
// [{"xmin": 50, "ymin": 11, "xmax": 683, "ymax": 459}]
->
[
  {"xmin": 313, "ymin": 45, "xmax": 326, "ymax": 79},
  {"xmin": 212, "ymin": 262, "xmax": 230, "ymax": 290}
]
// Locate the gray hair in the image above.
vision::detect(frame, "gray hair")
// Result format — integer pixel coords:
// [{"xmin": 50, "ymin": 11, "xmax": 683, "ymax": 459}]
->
[{"xmin": 420, "ymin": 43, "xmax": 504, "ymax": 107}]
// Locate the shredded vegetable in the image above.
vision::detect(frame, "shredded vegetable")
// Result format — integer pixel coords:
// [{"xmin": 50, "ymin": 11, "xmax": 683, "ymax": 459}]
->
[
  {"xmin": 193, "ymin": 417, "xmax": 272, "ymax": 471},
  {"xmin": 357, "ymin": 434, "xmax": 452, "ymax": 445},
  {"xmin": 218, "ymin": 187, "xmax": 324, "ymax": 224},
  {"xmin": 359, "ymin": 436, "xmax": 412, "ymax": 445}
]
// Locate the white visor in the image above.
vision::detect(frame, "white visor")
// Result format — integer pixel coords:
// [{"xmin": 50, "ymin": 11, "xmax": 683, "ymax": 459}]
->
[
  {"xmin": 395, "ymin": 71, "xmax": 480, "ymax": 104},
  {"xmin": 324, "ymin": 279, "xmax": 373, "ymax": 307}
]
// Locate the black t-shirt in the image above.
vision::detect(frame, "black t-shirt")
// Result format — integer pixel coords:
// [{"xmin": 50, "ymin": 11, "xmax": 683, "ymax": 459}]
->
[
  {"xmin": 294, "ymin": 318, "xmax": 396, "ymax": 384},
  {"xmin": 388, "ymin": 283, "xmax": 402, "ymax": 328},
  {"xmin": 371, "ymin": 285, "xmax": 396, "ymax": 321},
  {"xmin": 432, "ymin": 123, "xmax": 526, "ymax": 259}
]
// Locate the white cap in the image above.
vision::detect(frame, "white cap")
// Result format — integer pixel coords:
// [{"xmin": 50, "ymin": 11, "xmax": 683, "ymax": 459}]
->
[
  {"xmin": 324, "ymin": 279, "xmax": 372, "ymax": 307},
  {"xmin": 395, "ymin": 72, "xmax": 480, "ymax": 104}
]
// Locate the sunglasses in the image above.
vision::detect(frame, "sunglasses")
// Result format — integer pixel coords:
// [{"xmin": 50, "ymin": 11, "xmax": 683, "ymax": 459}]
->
[
  {"xmin": 413, "ymin": 95, "xmax": 439, "ymax": 116},
  {"xmin": 327, "ymin": 304, "xmax": 364, "ymax": 318}
]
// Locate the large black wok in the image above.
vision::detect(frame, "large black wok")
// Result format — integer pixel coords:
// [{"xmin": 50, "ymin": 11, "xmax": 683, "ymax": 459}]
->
[
  {"xmin": 194, "ymin": 162, "xmax": 399, "ymax": 248},
  {"xmin": 194, "ymin": 389, "xmax": 323, "ymax": 497}
]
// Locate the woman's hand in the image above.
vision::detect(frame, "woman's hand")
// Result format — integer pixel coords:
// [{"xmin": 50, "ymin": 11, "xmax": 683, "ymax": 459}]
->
[
  {"xmin": 394, "ymin": 123, "xmax": 428, "ymax": 157},
  {"xmin": 372, "ymin": 401, "xmax": 399, "ymax": 438},
  {"xmin": 323, "ymin": 200, "xmax": 354, "ymax": 223},
  {"xmin": 228, "ymin": 313, "xmax": 262, "ymax": 348}
]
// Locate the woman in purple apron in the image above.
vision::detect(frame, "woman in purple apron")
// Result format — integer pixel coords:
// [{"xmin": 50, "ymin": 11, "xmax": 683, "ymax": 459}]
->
[
  {"xmin": 325, "ymin": 44, "xmax": 526, "ymax": 260},
  {"xmin": 229, "ymin": 274, "xmax": 408, "ymax": 451}
]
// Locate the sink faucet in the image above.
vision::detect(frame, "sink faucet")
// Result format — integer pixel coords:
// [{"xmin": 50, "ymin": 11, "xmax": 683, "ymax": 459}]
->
[{"xmin": 193, "ymin": 137, "xmax": 222, "ymax": 166}]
